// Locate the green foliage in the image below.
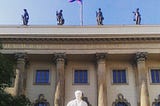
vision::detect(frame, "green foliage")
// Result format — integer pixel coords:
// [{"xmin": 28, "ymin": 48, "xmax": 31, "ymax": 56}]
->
[
  {"xmin": 0, "ymin": 54, "xmax": 15, "ymax": 88},
  {"xmin": 0, "ymin": 89, "xmax": 13, "ymax": 106},
  {"xmin": 0, "ymin": 43, "xmax": 2, "ymax": 49},
  {"xmin": 11, "ymin": 95, "xmax": 32, "ymax": 106},
  {"xmin": 0, "ymin": 89, "xmax": 32, "ymax": 106},
  {"xmin": 0, "ymin": 43, "xmax": 32, "ymax": 106}
]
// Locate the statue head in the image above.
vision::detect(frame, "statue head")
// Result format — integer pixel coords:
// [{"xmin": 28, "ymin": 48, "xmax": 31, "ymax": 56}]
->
[
  {"xmin": 136, "ymin": 8, "xmax": 139, "ymax": 12},
  {"xmin": 24, "ymin": 9, "xmax": 27, "ymax": 12},
  {"xmin": 75, "ymin": 90, "xmax": 82, "ymax": 100},
  {"xmin": 60, "ymin": 10, "xmax": 63, "ymax": 12},
  {"xmin": 98, "ymin": 8, "xmax": 101, "ymax": 11}
]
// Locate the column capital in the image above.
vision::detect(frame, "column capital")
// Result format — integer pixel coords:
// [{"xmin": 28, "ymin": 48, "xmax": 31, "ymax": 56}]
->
[
  {"xmin": 135, "ymin": 52, "xmax": 148, "ymax": 62},
  {"xmin": 15, "ymin": 53, "xmax": 27, "ymax": 61},
  {"xmin": 96, "ymin": 53, "xmax": 107, "ymax": 62},
  {"xmin": 53, "ymin": 53, "xmax": 66, "ymax": 64}
]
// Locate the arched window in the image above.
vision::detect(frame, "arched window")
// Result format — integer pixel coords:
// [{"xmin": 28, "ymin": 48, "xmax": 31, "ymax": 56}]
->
[
  {"xmin": 34, "ymin": 94, "xmax": 50, "ymax": 106},
  {"xmin": 112, "ymin": 94, "xmax": 131, "ymax": 106},
  {"xmin": 152, "ymin": 94, "xmax": 160, "ymax": 106}
]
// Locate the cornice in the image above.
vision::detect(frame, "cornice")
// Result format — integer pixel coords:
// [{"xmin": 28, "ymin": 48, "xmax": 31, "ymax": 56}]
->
[
  {"xmin": 1, "ymin": 36, "xmax": 160, "ymax": 43},
  {"xmin": 0, "ymin": 25, "xmax": 160, "ymax": 35},
  {"xmin": 1, "ymin": 25, "xmax": 160, "ymax": 43}
]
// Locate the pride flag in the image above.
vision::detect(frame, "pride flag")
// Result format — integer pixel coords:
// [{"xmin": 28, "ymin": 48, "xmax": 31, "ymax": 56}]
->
[
  {"xmin": 69, "ymin": 0, "xmax": 82, "ymax": 4},
  {"xmin": 68, "ymin": 0, "xmax": 83, "ymax": 25}
]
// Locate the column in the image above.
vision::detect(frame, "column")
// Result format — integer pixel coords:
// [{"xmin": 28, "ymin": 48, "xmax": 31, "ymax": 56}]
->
[
  {"xmin": 96, "ymin": 53, "xmax": 107, "ymax": 106},
  {"xmin": 53, "ymin": 53, "xmax": 66, "ymax": 106},
  {"xmin": 14, "ymin": 53, "xmax": 27, "ymax": 96},
  {"xmin": 135, "ymin": 52, "xmax": 150, "ymax": 106}
]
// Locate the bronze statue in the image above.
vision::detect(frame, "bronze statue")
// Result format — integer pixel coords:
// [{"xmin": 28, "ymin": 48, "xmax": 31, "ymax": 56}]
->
[
  {"xmin": 22, "ymin": 9, "xmax": 29, "ymax": 25},
  {"xmin": 96, "ymin": 8, "xmax": 104, "ymax": 25},
  {"xmin": 133, "ymin": 8, "xmax": 141, "ymax": 25},
  {"xmin": 56, "ymin": 10, "xmax": 65, "ymax": 25}
]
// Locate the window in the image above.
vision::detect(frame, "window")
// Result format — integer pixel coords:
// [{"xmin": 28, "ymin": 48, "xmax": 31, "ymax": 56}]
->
[
  {"xmin": 151, "ymin": 69, "xmax": 160, "ymax": 83},
  {"xmin": 112, "ymin": 94, "xmax": 130, "ymax": 106},
  {"xmin": 113, "ymin": 69, "xmax": 127, "ymax": 84},
  {"xmin": 35, "ymin": 70, "xmax": 49, "ymax": 84},
  {"xmin": 74, "ymin": 70, "xmax": 88, "ymax": 84}
]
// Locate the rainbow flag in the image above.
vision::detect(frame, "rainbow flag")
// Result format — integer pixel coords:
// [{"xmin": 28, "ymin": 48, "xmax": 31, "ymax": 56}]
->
[{"xmin": 69, "ymin": 0, "xmax": 82, "ymax": 4}]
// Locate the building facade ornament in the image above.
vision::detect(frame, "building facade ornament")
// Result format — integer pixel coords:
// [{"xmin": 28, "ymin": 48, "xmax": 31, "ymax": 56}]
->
[
  {"xmin": 15, "ymin": 52, "xmax": 27, "ymax": 61},
  {"xmin": 152, "ymin": 94, "xmax": 160, "ymax": 106},
  {"xmin": 96, "ymin": 53, "xmax": 107, "ymax": 106},
  {"xmin": 96, "ymin": 53, "xmax": 107, "ymax": 62},
  {"xmin": 135, "ymin": 52, "xmax": 147, "ymax": 62},
  {"xmin": 112, "ymin": 94, "xmax": 131, "ymax": 106},
  {"xmin": 34, "ymin": 94, "xmax": 50, "ymax": 106},
  {"xmin": 53, "ymin": 53, "xmax": 66, "ymax": 64},
  {"xmin": 14, "ymin": 52, "xmax": 27, "ymax": 96},
  {"xmin": 53, "ymin": 53, "xmax": 66, "ymax": 106},
  {"xmin": 135, "ymin": 52, "xmax": 150, "ymax": 106}
]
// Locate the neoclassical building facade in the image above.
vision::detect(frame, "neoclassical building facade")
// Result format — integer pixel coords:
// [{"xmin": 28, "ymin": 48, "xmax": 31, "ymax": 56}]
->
[{"xmin": 1, "ymin": 25, "xmax": 160, "ymax": 106}]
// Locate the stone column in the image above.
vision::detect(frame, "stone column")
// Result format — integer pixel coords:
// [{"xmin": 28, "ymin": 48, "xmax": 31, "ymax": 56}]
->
[
  {"xmin": 96, "ymin": 53, "xmax": 107, "ymax": 106},
  {"xmin": 14, "ymin": 53, "xmax": 27, "ymax": 96},
  {"xmin": 135, "ymin": 52, "xmax": 150, "ymax": 106},
  {"xmin": 53, "ymin": 53, "xmax": 66, "ymax": 106}
]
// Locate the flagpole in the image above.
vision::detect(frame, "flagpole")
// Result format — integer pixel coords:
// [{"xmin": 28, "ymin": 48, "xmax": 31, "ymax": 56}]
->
[{"xmin": 80, "ymin": 1, "xmax": 83, "ymax": 26}]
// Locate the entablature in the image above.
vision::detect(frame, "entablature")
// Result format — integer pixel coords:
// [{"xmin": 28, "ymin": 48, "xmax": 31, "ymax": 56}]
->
[{"xmin": 0, "ymin": 25, "xmax": 160, "ymax": 43}]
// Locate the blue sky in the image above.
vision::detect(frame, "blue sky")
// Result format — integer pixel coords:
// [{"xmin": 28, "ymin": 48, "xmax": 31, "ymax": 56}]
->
[{"xmin": 0, "ymin": 0, "xmax": 160, "ymax": 25}]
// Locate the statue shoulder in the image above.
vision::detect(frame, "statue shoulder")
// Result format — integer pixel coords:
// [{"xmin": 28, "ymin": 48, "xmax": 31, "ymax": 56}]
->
[
  {"xmin": 82, "ymin": 100, "xmax": 88, "ymax": 106},
  {"xmin": 67, "ymin": 100, "xmax": 75, "ymax": 106}
]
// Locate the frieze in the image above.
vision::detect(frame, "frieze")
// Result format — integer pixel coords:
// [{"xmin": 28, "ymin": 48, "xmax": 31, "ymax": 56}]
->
[
  {"xmin": 2, "ymin": 43, "xmax": 160, "ymax": 50},
  {"xmin": 1, "ymin": 37, "xmax": 160, "ymax": 44}
]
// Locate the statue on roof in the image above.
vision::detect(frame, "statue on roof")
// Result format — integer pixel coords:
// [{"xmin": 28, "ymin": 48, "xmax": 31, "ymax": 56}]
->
[
  {"xmin": 96, "ymin": 8, "xmax": 104, "ymax": 25},
  {"xmin": 56, "ymin": 10, "xmax": 65, "ymax": 25},
  {"xmin": 22, "ymin": 9, "xmax": 29, "ymax": 25},
  {"xmin": 133, "ymin": 8, "xmax": 141, "ymax": 25}
]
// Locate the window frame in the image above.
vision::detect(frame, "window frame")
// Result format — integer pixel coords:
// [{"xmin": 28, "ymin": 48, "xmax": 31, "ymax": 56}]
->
[
  {"xmin": 111, "ymin": 68, "xmax": 128, "ymax": 85},
  {"xmin": 72, "ymin": 67, "xmax": 90, "ymax": 85},
  {"xmin": 150, "ymin": 68, "xmax": 160, "ymax": 84},
  {"xmin": 33, "ymin": 67, "xmax": 51, "ymax": 85}
]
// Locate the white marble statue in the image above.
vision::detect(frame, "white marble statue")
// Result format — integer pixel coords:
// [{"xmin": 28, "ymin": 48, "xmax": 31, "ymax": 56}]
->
[{"xmin": 67, "ymin": 90, "xmax": 88, "ymax": 106}]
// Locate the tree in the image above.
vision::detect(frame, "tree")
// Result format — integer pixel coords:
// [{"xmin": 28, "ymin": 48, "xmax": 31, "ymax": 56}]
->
[
  {"xmin": 0, "ymin": 53, "xmax": 15, "ymax": 88},
  {"xmin": 0, "ymin": 42, "xmax": 15, "ymax": 88},
  {"xmin": 0, "ymin": 90, "xmax": 32, "ymax": 106},
  {"xmin": 12, "ymin": 95, "xmax": 32, "ymax": 106},
  {"xmin": 0, "ymin": 43, "xmax": 32, "ymax": 106}
]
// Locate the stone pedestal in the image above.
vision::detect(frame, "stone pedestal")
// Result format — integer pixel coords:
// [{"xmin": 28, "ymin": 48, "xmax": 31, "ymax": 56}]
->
[
  {"xmin": 96, "ymin": 53, "xmax": 107, "ymax": 106},
  {"xmin": 14, "ymin": 53, "xmax": 27, "ymax": 96},
  {"xmin": 54, "ymin": 53, "xmax": 66, "ymax": 106},
  {"xmin": 135, "ymin": 52, "xmax": 150, "ymax": 106}
]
